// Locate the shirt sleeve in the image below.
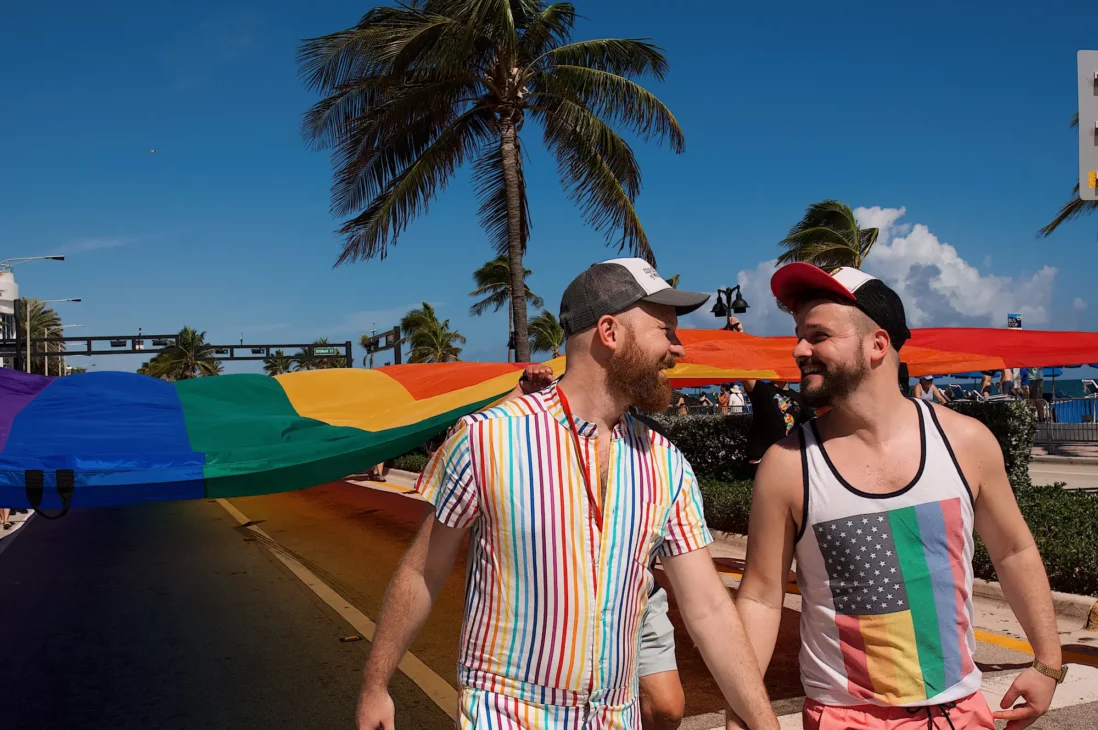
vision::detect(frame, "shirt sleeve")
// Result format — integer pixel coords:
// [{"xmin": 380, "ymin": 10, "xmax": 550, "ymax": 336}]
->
[
  {"xmin": 414, "ymin": 420, "xmax": 479, "ymax": 529},
  {"xmin": 658, "ymin": 456, "xmax": 713, "ymax": 556}
]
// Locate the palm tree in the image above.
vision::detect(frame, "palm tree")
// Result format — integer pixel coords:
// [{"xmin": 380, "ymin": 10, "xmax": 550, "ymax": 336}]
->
[
  {"xmin": 470, "ymin": 255, "xmax": 543, "ymax": 361},
  {"xmin": 141, "ymin": 327, "xmax": 222, "ymax": 380},
  {"xmin": 401, "ymin": 302, "xmax": 466, "ymax": 363},
  {"xmin": 529, "ymin": 309, "xmax": 564, "ymax": 357},
  {"xmin": 16, "ymin": 297, "xmax": 63, "ymax": 374},
  {"xmin": 665, "ymin": 273, "xmax": 680, "ymax": 289},
  {"xmin": 1040, "ymin": 113, "xmax": 1097, "ymax": 237},
  {"xmin": 299, "ymin": 1, "xmax": 685, "ymax": 361},
  {"xmin": 263, "ymin": 349, "xmax": 294, "ymax": 376},
  {"xmin": 777, "ymin": 200, "xmax": 879, "ymax": 269},
  {"xmin": 293, "ymin": 338, "xmax": 347, "ymax": 370}
]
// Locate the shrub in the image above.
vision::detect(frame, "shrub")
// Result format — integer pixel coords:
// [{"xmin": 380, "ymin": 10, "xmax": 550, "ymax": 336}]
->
[
  {"xmin": 647, "ymin": 413, "xmax": 754, "ymax": 480},
  {"xmin": 391, "ymin": 450, "xmax": 430, "ymax": 473},
  {"xmin": 698, "ymin": 478, "xmax": 755, "ymax": 536},
  {"xmin": 972, "ymin": 485, "xmax": 1098, "ymax": 597},
  {"xmin": 947, "ymin": 400, "xmax": 1035, "ymax": 488}
]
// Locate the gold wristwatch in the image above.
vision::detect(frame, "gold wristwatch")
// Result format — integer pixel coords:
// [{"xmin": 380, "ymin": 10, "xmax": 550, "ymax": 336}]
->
[{"xmin": 1030, "ymin": 659, "xmax": 1068, "ymax": 684}]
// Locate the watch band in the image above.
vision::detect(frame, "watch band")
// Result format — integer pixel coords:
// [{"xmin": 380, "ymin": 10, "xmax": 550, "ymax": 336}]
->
[{"xmin": 1030, "ymin": 659, "xmax": 1067, "ymax": 684}]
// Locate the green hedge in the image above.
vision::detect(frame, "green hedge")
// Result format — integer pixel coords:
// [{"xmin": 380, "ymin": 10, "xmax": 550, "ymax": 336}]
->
[
  {"xmin": 947, "ymin": 400, "xmax": 1035, "ymax": 488},
  {"xmin": 391, "ymin": 451, "xmax": 430, "ymax": 473}
]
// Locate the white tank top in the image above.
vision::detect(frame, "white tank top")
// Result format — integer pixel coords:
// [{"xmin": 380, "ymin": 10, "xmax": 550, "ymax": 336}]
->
[{"xmin": 794, "ymin": 398, "xmax": 981, "ymax": 707}]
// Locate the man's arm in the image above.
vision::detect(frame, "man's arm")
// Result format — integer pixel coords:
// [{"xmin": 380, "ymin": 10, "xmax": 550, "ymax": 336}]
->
[
  {"xmin": 725, "ymin": 317, "xmax": 757, "ymax": 392},
  {"xmin": 662, "ymin": 548, "xmax": 779, "ymax": 730},
  {"xmin": 725, "ymin": 440, "xmax": 800, "ymax": 729},
  {"xmin": 958, "ymin": 415, "xmax": 1061, "ymax": 729},
  {"xmin": 357, "ymin": 515, "xmax": 467, "ymax": 730}
]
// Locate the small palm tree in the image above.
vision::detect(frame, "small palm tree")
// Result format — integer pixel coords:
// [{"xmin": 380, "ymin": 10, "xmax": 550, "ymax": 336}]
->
[
  {"xmin": 17, "ymin": 297, "xmax": 63, "ymax": 374},
  {"xmin": 299, "ymin": 1, "xmax": 685, "ymax": 361},
  {"xmin": 263, "ymin": 349, "xmax": 294, "ymax": 376},
  {"xmin": 1040, "ymin": 113, "xmax": 1097, "ymax": 237},
  {"xmin": 529, "ymin": 310, "xmax": 565, "ymax": 357},
  {"xmin": 777, "ymin": 200, "xmax": 879, "ymax": 269},
  {"xmin": 470, "ymin": 256, "xmax": 543, "ymax": 361},
  {"xmin": 401, "ymin": 302, "xmax": 466, "ymax": 363},
  {"xmin": 142, "ymin": 327, "xmax": 222, "ymax": 380},
  {"xmin": 665, "ymin": 273, "xmax": 680, "ymax": 289},
  {"xmin": 293, "ymin": 338, "xmax": 346, "ymax": 370}
]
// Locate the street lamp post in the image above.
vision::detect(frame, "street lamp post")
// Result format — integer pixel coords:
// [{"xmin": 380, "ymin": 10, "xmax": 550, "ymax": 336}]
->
[
  {"xmin": 0, "ymin": 256, "xmax": 65, "ymax": 371},
  {"xmin": 26, "ymin": 298, "xmax": 81, "ymax": 373},
  {"xmin": 710, "ymin": 286, "xmax": 750, "ymax": 327},
  {"xmin": 47, "ymin": 324, "xmax": 85, "ymax": 376}
]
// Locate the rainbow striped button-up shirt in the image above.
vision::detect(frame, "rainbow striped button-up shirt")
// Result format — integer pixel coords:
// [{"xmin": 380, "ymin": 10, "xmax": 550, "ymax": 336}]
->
[{"xmin": 416, "ymin": 385, "xmax": 712, "ymax": 711}]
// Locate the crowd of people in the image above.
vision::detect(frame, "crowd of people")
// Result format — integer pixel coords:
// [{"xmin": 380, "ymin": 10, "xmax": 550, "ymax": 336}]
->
[{"xmin": 355, "ymin": 259, "xmax": 1065, "ymax": 730}]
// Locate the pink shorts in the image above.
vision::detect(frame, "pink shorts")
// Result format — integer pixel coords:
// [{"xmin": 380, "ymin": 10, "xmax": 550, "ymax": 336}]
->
[{"xmin": 804, "ymin": 692, "xmax": 995, "ymax": 729}]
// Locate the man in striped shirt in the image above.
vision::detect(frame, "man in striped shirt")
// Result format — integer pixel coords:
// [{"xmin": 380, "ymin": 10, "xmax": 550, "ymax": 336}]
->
[{"xmin": 357, "ymin": 259, "xmax": 779, "ymax": 729}]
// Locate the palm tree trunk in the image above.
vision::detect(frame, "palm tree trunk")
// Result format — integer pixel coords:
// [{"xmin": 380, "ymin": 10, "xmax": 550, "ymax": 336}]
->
[
  {"xmin": 507, "ymin": 301, "xmax": 514, "ymax": 363},
  {"xmin": 499, "ymin": 117, "xmax": 530, "ymax": 362}
]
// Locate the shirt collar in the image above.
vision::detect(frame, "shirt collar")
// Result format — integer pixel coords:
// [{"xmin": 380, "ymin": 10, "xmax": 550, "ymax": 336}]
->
[{"xmin": 542, "ymin": 383, "xmax": 629, "ymax": 439}]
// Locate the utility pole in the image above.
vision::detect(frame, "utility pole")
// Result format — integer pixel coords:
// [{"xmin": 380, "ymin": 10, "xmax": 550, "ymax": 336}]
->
[{"xmin": 1079, "ymin": 51, "xmax": 1098, "ymax": 202}]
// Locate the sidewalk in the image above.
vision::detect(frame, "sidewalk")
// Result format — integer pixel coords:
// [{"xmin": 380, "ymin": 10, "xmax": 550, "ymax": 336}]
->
[{"xmin": 0, "ymin": 510, "xmax": 33, "ymax": 554}]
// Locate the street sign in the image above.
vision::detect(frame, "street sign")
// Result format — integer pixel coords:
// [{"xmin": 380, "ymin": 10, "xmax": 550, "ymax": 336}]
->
[
  {"xmin": 1079, "ymin": 51, "xmax": 1098, "ymax": 202},
  {"xmin": 313, "ymin": 346, "xmax": 339, "ymax": 356}
]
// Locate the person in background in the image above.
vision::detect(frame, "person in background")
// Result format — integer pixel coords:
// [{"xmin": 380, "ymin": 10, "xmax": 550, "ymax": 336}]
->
[
  {"xmin": 718, "ymin": 384, "xmax": 731, "ymax": 414},
  {"xmin": 728, "ymin": 384, "xmax": 746, "ymax": 414},
  {"xmin": 979, "ymin": 372, "xmax": 994, "ymax": 398},
  {"xmin": 1000, "ymin": 368, "xmax": 1014, "ymax": 397},
  {"xmin": 675, "ymin": 393, "xmax": 689, "ymax": 416},
  {"xmin": 912, "ymin": 375, "xmax": 948, "ymax": 404},
  {"xmin": 725, "ymin": 317, "xmax": 813, "ymax": 470},
  {"xmin": 1, "ymin": 507, "xmax": 11, "ymax": 531},
  {"xmin": 1028, "ymin": 367, "xmax": 1045, "ymax": 401}
]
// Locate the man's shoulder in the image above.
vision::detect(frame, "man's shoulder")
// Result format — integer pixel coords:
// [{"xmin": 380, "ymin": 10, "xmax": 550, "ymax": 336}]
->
[
  {"xmin": 463, "ymin": 392, "xmax": 549, "ymax": 426},
  {"xmin": 927, "ymin": 401, "xmax": 996, "ymax": 448}
]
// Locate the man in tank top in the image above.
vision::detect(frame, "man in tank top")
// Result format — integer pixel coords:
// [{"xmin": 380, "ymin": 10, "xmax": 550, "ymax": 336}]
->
[{"xmin": 727, "ymin": 264, "xmax": 1065, "ymax": 730}]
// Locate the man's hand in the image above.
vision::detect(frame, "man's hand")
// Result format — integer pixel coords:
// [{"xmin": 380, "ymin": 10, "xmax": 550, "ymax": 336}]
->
[
  {"xmin": 726, "ymin": 316, "xmax": 745, "ymax": 333},
  {"xmin": 517, "ymin": 363, "xmax": 555, "ymax": 395},
  {"xmin": 992, "ymin": 668, "xmax": 1057, "ymax": 729},
  {"xmin": 356, "ymin": 686, "xmax": 395, "ymax": 730}
]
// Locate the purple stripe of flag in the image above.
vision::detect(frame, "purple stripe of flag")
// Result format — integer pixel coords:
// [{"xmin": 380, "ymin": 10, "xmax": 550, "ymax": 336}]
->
[{"xmin": 0, "ymin": 369, "xmax": 53, "ymax": 452}]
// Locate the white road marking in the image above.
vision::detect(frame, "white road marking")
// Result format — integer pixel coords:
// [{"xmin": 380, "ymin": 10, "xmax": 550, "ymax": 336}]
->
[{"xmin": 215, "ymin": 498, "xmax": 458, "ymax": 720}]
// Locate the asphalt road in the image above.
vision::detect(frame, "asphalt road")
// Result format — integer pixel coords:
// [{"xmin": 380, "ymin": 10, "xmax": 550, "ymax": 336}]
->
[{"xmin": 0, "ymin": 497, "xmax": 449, "ymax": 729}]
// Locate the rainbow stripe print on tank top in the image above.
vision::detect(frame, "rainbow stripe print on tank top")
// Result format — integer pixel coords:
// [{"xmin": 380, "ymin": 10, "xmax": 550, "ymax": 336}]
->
[{"xmin": 811, "ymin": 496, "xmax": 974, "ymax": 704}]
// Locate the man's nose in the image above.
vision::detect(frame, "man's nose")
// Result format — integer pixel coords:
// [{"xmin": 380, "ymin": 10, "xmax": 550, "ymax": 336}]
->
[
  {"xmin": 792, "ymin": 338, "xmax": 812, "ymax": 359},
  {"xmin": 669, "ymin": 341, "xmax": 686, "ymax": 358}
]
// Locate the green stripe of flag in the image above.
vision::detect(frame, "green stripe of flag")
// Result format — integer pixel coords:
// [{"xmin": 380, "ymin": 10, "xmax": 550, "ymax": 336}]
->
[{"xmin": 888, "ymin": 506, "xmax": 946, "ymax": 695}]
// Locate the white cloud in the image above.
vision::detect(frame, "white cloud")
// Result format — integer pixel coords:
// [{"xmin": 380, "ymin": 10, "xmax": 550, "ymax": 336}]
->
[
  {"xmin": 1073, "ymin": 297, "xmax": 1088, "ymax": 311},
  {"xmin": 725, "ymin": 206, "xmax": 1063, "ymax": 335},
  {"xmin": 853, "ymin": 207, "xmax": 1057, "ymax": 328},
  {"xmin": 58, "ymin": 236, "xmax": 139, "ymax": 254}
]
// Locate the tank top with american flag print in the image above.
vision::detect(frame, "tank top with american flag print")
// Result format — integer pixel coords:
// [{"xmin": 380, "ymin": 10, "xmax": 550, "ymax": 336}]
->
[{"xmin": 794, "ymin": 398, "xmax": 981, "ymax": 707}]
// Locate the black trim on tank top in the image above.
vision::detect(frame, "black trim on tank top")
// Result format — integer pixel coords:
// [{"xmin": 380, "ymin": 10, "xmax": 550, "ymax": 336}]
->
[
  {"xmin": 809, "ymin": 398, "xmax": 927, "ymax": 500},
  {"xmin": 795, "ymin": 426, "xmax": 809, "ymax": 543},
  {"xmin": 924, "ymin": 402, "xmax": 976, "ymax": 507}
]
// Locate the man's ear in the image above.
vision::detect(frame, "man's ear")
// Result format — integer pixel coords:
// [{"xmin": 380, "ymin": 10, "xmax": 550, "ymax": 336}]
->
[
  {"xmin": 870, "ymin": 329, "xmax": 891, "ymax": 364},
  {"xmin": 594, "ymin": 314, "xmax": 620, "ymax": 351}
]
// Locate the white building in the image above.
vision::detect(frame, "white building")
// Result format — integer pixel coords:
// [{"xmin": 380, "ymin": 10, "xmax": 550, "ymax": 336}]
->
[{"xmin": 0, "ymin": 269, "xmax": 18, "ymax": 369}]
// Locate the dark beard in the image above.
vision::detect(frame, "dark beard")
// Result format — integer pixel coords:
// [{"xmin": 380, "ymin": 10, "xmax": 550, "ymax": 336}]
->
[
  {"xmin": 799, "ymin": 358, "xmax": 869, "ymax": 408},
  {"xmin": 606, "ymin": 330, "xmax": 676, "ymax": 412}
]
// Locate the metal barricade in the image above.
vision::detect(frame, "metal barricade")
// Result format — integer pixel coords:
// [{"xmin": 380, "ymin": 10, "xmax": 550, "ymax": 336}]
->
[{"xmin": 1036, "ymin": 396, "xmax": 1098, "ymax": 453}]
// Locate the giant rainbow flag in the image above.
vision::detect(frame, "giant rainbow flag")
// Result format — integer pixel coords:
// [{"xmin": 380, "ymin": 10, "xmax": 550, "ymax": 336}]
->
[{"xmin": 3, "ymin": 327, "xmax": 1098, "ymax": 512}]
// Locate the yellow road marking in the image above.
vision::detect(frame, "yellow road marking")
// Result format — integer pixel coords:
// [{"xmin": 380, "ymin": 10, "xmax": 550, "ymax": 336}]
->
[
  {"xmin": 974, "ymin": 629, "xmax": 1097, "ymax": 667},
  {"xmin": 215, "ymin": 499, "xmax": 459, "ymax": 719}
]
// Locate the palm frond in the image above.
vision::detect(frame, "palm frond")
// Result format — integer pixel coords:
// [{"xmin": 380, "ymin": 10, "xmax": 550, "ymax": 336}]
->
[
  {"xmin": 1039, "ymin": 183, "xmax": 1098, "ymax": 237},
  {"xmin": 776, "ymin": 241, "xmax": 861, "ymax": 267},
  {"xmin": 539, "ymin": 65, "xmax": 684, "ymax": 151},
  {"xmin": 336, "ymin": 108, "xmax": 495, "ymax": 264},
  {"xmin": 519, "ymin": 3, "xmax": 575, "ymax": 58},
  {"xmin": 473, "ymin": 142, "xmax": 531, "ymax": 256},
  {"xmin": 544, "ymin": 38, "xmax": 669, "ymax": 79},
  {"xmin": 535, "ymin": 94, "xmax": 642, "ymax": 197},
  {"xmin": 543, "ymin": 103, "xmax": 653, "ymax": 264}
]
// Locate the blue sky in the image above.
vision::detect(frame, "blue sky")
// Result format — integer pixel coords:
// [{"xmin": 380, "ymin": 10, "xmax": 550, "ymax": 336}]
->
[{"xmin": 1, "ymin": 0, "xmax": 1093, "ymax": 373}]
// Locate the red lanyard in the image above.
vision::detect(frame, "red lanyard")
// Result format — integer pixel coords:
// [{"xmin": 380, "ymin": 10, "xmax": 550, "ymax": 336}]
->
[{"xmin": 557, "ymin": 387, "xmax": 604, "ymax": 531}]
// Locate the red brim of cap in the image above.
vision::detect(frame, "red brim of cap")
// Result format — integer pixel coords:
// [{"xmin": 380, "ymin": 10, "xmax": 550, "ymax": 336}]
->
[{"xmin": 770, "ymin": 262, "xmax": 857, "ymax": 310}]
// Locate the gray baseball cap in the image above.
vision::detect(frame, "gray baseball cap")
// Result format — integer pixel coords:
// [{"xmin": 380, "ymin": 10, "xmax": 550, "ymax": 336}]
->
[{"xmin": 559, "ymin": 258, "xmax": 710, "ymax": 337}]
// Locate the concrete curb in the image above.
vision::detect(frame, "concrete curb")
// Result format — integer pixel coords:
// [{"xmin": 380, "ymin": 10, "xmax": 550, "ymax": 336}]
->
[
  {"xmin": 972, "ymin": 578, "xmax": 1098, "ymax": 629},
  {"xmin": 1030, "ymin": 455, "xmax": 1098, "ymax": 465}
]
